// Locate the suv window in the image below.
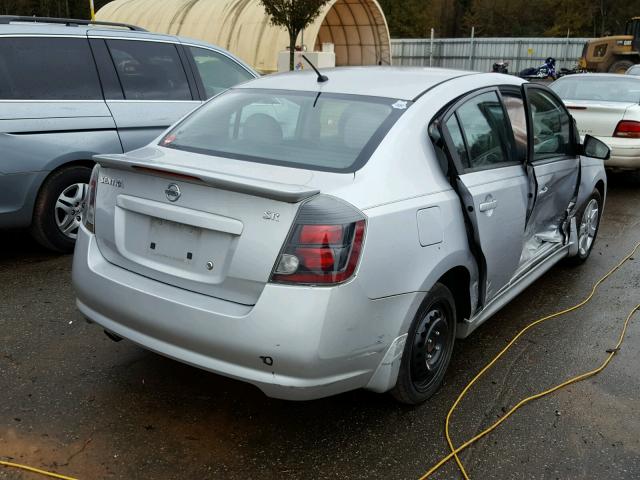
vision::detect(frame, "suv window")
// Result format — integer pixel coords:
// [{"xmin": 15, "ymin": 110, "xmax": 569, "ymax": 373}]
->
[
  {"xmin": 527, "ymin": 89, "xmax": 571, "ymax": 161},
  {"xmin": 106, "ymin": 40, "xmax": 191, "ymax": 101},
  {"xmin": 188, "ymin": 47, "xmax": 254, "ymax": 99},
  {"xmin": 453, "ymin": 91, "xmax": 513, "ymax": 171},
  {"xmin": 0, "ymin": 37, "xmax": 101, "ymax": 100}
]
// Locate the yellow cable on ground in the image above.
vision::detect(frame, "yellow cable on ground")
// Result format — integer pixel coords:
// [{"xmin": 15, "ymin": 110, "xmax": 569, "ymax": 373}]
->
[
  {"xmin": 0, "ymin": 460, "xmax": 78, "ymax": 480},
  {"xmin": 421, "ymin": 240, "xmax": 640, "ymax": 480}
]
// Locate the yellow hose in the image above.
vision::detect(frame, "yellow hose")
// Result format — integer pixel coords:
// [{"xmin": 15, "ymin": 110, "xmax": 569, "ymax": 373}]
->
[
  {"xmin": 421, "ymin": 240, "xmax": 640, "ymax": 479},
  {"xmin": 0, "ymin": 460, "xmax": 78, "ymax": 480}
]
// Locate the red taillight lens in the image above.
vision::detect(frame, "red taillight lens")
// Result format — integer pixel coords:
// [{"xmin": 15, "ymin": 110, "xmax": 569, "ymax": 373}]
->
[
  {"xmin": 613, "ymin": 120, "xmax": 640, "ymax": 138},
  {"xmin": 82, "ymin": 165, "xmax": 100, "ymax": 233},
  {"xmin": 270, "ymin": 196, "xmax": 366, "ymax": 285},
  {"xmin": 296, "ymin": 247, "xmax": 336, "ymax": 271},
  {"xmin": 299, "ymin": 225, "xmax": 344, "ymax": 245}
]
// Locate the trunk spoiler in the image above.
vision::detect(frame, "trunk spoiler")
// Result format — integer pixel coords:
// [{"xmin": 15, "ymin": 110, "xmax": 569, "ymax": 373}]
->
[{"xmin": 94, "ymin": 154, "xmax": 320, "ymax": 204}]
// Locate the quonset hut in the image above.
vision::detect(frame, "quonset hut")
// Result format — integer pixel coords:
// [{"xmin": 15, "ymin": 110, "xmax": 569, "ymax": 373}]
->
[{"xmin": 97, "ymin": 0, "xmax": 392, "ymax": 73}]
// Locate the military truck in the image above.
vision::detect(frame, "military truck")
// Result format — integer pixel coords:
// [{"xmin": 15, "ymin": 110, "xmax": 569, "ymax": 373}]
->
[{"xmin": 579, "ymin": 17, "xmax": 640, "ymax": 73}]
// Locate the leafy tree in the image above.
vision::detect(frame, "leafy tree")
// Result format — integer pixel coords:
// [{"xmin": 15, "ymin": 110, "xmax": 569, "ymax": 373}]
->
[{"xmin": 258, "ymin": 0, "xmax": 332, "ymax": 71}]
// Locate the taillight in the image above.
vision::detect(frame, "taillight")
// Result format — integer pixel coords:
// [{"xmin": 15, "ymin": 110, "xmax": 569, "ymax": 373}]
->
[
  {"xmin": 83, "ymin": 165, "xmax": 100, "ymax": 233},
  {"xmin": 613, "ymin": 120, "xmax": 640, "ymax": 138},
  {"xmin": 270, "ymin": 196, "xmax": 366, "ymax": 286}
]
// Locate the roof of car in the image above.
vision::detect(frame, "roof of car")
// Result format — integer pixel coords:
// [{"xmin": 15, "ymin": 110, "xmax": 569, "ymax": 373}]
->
[
  {"xmin": 236, "ymin": 67, "xmax": 504, "ymax": 101},
  {"xmin": 555, "ymin": 73, "xmax": 640, "ymax": 81}
]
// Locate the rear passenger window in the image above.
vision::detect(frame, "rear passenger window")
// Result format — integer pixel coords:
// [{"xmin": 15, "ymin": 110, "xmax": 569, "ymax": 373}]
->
[
  {"xmin": 0, "ymin": 37, "xmax": 101, "ymax": 100},
  {"xmin": 106, "ymin": 40, "xmax": 192, "ymax": 101},
  {"xmin": 189, "ymin": 47, "xmax": 254, "ymax": 99},
  {"xmin": 445, "ymin": 115, "xmax": 470, "ymax": 169},
  {"xmin": 454, "ymin": 91, "xmax": 513, "ymax": 171}
]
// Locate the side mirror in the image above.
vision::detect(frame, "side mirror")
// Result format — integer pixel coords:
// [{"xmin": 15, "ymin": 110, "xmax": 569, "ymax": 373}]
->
[{"xmin": 581, "ymin": 134, "xmax": 610, "ymax": 160}]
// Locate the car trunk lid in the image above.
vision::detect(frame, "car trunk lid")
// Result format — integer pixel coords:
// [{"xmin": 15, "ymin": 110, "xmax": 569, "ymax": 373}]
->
[
  {"xmin": 92, "ymin": 147, "xmax": 344, "ymax": 306},
  {"xmin": 565, "ymin": 99, "xmax": 638, "ymax": 137}
]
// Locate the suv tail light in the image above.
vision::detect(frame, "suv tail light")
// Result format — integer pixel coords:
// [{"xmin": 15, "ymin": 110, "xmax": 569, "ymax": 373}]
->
[
  {"xmin": 83, "ymin": 165, "xmax": 100, "ymax": 233},
  {"xmin": 613, "ymin": 120, "xmax": 640, "ymax": 138},
  {"xmin": 270, "ymin": 196, "xmax": 366, "ymax": 285}
]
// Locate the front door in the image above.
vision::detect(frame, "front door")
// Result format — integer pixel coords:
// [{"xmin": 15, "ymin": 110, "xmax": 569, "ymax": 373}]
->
[
  {"xmin": 439, "ymin": 89, "xmax": 529, "ymax": 305},
  {"xmin": 522, "ymin": 85, "xmax": 580, "ymax": 257}
]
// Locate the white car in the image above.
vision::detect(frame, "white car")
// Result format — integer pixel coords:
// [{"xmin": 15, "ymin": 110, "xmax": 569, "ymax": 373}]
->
[{"xmin": 550, "ymin": 74, "xmax": 640, "ymax": 171}]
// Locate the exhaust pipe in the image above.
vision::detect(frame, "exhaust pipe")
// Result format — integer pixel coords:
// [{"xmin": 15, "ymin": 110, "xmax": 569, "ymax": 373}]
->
[{"xmin": 104, "ymin": 329, "xmax": 123, "ymax": 343}]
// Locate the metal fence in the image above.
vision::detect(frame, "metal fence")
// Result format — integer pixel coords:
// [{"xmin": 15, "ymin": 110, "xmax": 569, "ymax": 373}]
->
[{"xmin": 391, "ymin": 37, "xmax": 591, "ymax": 73}]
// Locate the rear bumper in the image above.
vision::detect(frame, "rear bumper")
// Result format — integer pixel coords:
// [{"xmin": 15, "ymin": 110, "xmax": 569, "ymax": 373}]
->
[
  {"xmin": 599, "ymin": 136, "xmax": 640, "ymax": 169},
  {"xmin": 73, "ymin": 226, "xmax": 421, "ymax": 400}
]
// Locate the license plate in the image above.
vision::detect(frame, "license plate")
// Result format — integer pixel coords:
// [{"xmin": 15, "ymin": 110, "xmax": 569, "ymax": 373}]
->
[{"xmin": 148, "ymin": 218, "xmax": 202, "ymax": 263}]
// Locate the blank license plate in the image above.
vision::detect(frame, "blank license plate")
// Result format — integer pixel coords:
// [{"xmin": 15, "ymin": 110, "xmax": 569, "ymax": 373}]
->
[{"xmin": 148, "ymin": 218, "xmax": 202, "ymax": 263}]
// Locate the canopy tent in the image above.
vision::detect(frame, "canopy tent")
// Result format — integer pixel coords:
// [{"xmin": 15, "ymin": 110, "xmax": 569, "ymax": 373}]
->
[{"xmin": 97, "ymin": 0, "xmax": 392, "ymax": 73}]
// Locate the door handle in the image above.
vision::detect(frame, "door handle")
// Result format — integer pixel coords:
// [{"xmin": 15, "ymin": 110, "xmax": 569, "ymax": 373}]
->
[
  {"xmin": 479, "ymin": 200, "xmax": 498, "ymax": 212},
  {"xmin": 539, "ymin": 186, "xmax": 549, "ymax": 195}
]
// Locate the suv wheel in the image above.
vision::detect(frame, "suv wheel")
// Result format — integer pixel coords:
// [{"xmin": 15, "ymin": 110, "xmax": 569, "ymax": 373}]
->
[
  {"xmin": 391, "ymin": 283, "xmax": 457, "ymax": 405},
  {"xmin": 30, "ymin": 165, "xmax": 92, "ymax": 253}
]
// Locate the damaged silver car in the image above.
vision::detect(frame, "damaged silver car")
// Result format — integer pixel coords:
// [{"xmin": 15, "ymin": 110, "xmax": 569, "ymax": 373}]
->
[{"xmin": 72, "ymin": 68, "xmax": 609, "ymax": 404}]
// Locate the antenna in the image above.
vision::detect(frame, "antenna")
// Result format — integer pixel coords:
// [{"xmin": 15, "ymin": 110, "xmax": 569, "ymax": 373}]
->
[{"xmin": 302, "ymin": 55, "xmax": 329, "ymax": 83}]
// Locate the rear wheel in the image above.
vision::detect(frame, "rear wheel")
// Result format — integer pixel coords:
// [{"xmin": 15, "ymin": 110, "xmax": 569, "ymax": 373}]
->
[
  {"xmin": 608, "ymin": 60, "xmax": 634, "ymax": 74},
  {"xmin": 391, "ymin": 283, "xmax": 456, "ymax": 405},
  {"xmin": 568, "ymin": 189, "xmax": 602, "ymax": 265},
  {"xmin": 30, "ymin": 165, "xmax": 92, "ymax": 253}
]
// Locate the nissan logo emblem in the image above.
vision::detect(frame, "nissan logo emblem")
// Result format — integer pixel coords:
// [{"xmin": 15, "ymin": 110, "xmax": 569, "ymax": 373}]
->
[{"xmin": 165, "ymin": 184, "xmax": 181, "ymax": 202}]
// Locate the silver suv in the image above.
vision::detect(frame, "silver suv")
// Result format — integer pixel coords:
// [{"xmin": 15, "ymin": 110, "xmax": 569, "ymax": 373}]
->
[{"xmin": 0, "ymin": 16, "xmax": 256, "ymax": 252}]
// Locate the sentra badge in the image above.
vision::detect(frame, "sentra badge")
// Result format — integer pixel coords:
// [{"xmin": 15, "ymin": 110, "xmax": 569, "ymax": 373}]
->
[{"xmin": 99, "ymin": 176, "xmax": 124, "ymax": 188}]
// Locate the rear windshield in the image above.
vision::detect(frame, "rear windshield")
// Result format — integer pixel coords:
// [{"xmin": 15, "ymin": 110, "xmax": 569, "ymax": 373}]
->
[
  {"xmin": 550, "ymin": 76, "xmax": 640, "ymax": 103},
  {"xmin": 161, "ymin": 89, "xmax": 409, "ymax": 173}
]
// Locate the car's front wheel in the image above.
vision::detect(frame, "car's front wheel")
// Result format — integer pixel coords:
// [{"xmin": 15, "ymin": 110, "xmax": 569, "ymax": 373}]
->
[
  {"xmin": 30, "ymin": 165, "xmax": 92, "ymax": 253},
  {"xmin": 391, "ymin": 283, "xmax": 457, "ymax": 405},
  {"xmin": 569, "ymin": 189, "xmax": 603, "ymax": 265}
]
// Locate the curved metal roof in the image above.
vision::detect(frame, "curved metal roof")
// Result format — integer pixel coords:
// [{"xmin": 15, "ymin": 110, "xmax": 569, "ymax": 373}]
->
[{"xmin": 97, "ymin": 0, "xmax": 391, "ymax": 73}]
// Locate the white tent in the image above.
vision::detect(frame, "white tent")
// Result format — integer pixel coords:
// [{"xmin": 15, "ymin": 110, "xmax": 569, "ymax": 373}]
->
[{"xmin": 97, "ymin": 0, "xmax": 392, "ymax": 73}]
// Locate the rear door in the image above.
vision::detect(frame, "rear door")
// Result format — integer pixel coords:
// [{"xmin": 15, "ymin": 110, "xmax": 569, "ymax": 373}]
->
[
  {"xmin": 88, "ymin": 34, "xmax": 201, "ymax": 152},
  {"xmin": 522, "ymin": 85, "xmax": 579, "ymax": 251},
  {"xmin": 439, "ymin": 89, "xmax": 529, "ymax": 305},
  {"xmin": 0, "ymin": 35, "xmax": 117, "ymax": 176}
]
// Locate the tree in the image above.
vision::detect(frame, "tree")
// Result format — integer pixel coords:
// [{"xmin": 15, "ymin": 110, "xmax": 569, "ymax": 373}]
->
[{"xmin": 259, "ymin": 0, "xmax": 332, "ymax": 71}]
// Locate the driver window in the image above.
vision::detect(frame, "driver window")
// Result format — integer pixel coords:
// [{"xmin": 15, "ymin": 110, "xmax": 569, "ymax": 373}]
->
[
  {"xmin": 454, "ymin": 91, "xmax": 512, "ymax": 171},
  {"xmin": 527, "ymin": 89, "xmax": 571, "ymax": 161}
]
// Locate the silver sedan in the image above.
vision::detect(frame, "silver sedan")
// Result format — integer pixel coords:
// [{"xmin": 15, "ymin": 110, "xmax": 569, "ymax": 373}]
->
[{"xmin": 73, "ymin": 67, "xmax": 609, "ymax": 404}]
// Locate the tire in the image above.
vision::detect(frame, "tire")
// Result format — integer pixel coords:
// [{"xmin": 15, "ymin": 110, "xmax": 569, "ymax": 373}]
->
[
  {"xmin": 30, "ymin": 165, "xmax": 92, "ymax": 253},
  {"xmin": 391, "ymin": 283, "xmax": 457, "ymax": 405},
  {"xmin": 608, "ymin": 60, "xmax": 634, "ymax": 74},
  {"xmin": 568, "ymin": 189, "xmax": 603, "ymax": 265}
]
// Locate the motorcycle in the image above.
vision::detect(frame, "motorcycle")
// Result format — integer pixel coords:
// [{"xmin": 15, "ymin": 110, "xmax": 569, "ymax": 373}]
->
[
  {"xmin": 491, "ymin": 60, "xmax": 509, "ymax": 74},
  {"xmin": 519, "ymin": 57, "xmax": 557, "ymax": 80}
]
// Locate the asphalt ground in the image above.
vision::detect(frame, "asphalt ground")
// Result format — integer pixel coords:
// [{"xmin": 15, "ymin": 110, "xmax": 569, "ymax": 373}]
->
[{"xmin": 1, "ymin": 173, "xmax": 639, "ymax": 480}]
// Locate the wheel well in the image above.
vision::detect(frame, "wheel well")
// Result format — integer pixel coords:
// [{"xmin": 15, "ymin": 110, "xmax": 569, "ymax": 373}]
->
[
  {"xmin": 595, "ymin": 180, "xmax": 605, "ymax": 200},
  {"xmin": 438, "ymin": 266, "xmax": 471, "ymax": 323},
  {"xmin": 32, "ymin": 160, "xmax": 95, "ymax": 212}
]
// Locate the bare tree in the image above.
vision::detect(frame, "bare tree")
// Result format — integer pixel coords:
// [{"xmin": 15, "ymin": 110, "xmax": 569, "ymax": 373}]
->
[{"xmin": 259, "ymin": 0, "xmax": 331, "ymax": 71}]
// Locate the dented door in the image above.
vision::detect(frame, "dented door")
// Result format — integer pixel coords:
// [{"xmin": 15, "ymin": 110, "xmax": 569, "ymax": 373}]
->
[{"xmin": 521, "ymin": 85, "xmax": 580, "ymax": 260}]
